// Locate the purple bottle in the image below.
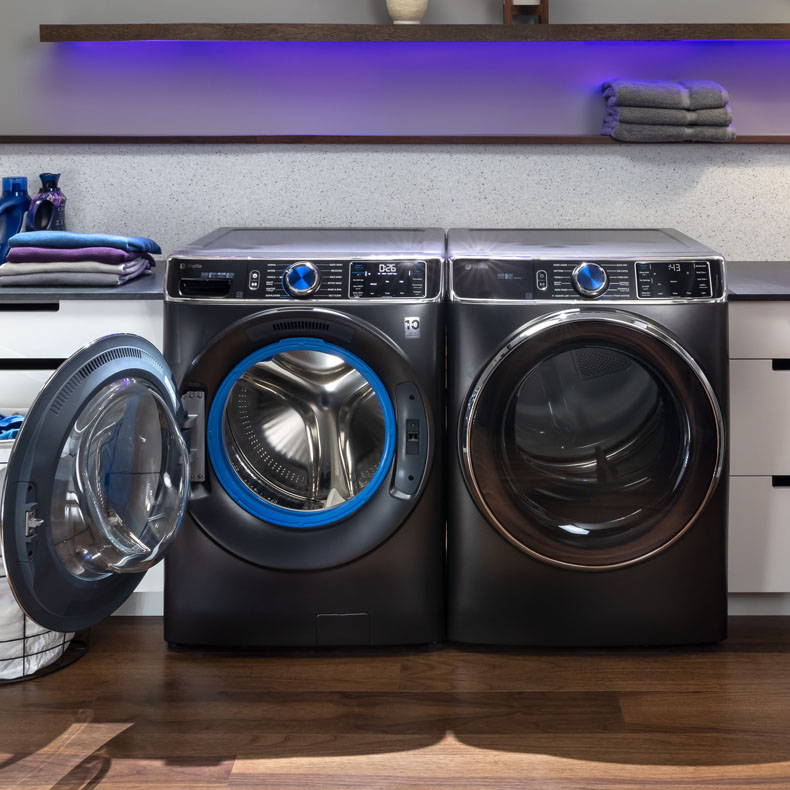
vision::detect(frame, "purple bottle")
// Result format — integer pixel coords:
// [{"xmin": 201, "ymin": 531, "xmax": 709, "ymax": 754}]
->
[{"xmin": 26, "ymin": 173, "xmax": 66, "ymax": 231}]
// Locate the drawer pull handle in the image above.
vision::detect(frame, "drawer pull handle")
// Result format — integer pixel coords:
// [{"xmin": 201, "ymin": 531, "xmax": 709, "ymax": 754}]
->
[
  {"xmin": 772, "ymin": 476, "xmax": 790, "ymax": 487},
  {"xmin": 772, "ymin": 360, "xmax": 790, "ymax": 370},
  {"xmin": 0, "ymin": 303, "xmax": 59, "ymax": 312},
  {"xmin": 0, "ymin": 358, "xmax": 65, "ymax": 371}
]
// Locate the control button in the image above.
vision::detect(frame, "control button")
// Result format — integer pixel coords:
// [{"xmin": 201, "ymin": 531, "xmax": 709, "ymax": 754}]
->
[
  {"xmin": 572, "ymin": 262, "xmax": 609, "ymax": 298},
  {"xmin": 248, "ymin": 269, "xmax": 261, "ymax": 291},
  {"xmin": 283, "ymin": 261, "xmax": 320, "ymax": 297},
  {"xmin": 536, "ymin": 269, "xmax": 548, "ymax": 291}
]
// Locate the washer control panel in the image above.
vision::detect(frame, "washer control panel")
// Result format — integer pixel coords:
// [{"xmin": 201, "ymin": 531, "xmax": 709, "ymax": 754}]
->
[
  {"xmin": 169, "ymin": 257, "xmax": 438, "ymax": 300},
  {"xmin": 452, "ymin": 258, "xmax": 723, "ymax": 301}
]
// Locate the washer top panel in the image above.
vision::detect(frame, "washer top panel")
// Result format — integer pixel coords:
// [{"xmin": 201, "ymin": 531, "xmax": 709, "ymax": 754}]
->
[
  {"xmin": 447, "ymin": 228, "xmax": 721, "ymax": 261},
  {"xmin": 167, "ymin": 228, "xmax": 444, "ymax": 302},
  {"xmin": 172, "ymin": 227, "xmax": 446, "ymax": 260}
]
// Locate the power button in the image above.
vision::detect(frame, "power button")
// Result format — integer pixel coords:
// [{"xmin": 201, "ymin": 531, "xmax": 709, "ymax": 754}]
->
[{"xmin": 536, "ymin": 269, "xmax": 548, "ymax": 291}]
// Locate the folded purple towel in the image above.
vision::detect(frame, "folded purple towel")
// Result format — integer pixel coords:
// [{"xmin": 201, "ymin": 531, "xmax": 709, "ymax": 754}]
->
[{"xmin": 4, "ymin": 246, "xmax": 153, "ymax": 265}]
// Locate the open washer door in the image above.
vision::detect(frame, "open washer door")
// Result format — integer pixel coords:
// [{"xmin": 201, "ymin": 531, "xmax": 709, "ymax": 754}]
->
[
  {"xmin": 1, "ymin": 335, "xmax": 190, "ymax": 632},
  {"xmin": 462, "ymin": 309, "xmax": 725, "ymax": 571}
]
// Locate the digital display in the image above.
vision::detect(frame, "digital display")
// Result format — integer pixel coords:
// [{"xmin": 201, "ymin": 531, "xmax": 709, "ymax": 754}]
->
[
  {"xmin": 452, "ymin": 260, "xmax": 533, "ymax": 300},
  {"xmin": 636, "ymin": 261, "xmax": 713, "ymax": 299},
  {"xmin": 350, "ymin": 260, "xmax": 427, "ymax": 298}
]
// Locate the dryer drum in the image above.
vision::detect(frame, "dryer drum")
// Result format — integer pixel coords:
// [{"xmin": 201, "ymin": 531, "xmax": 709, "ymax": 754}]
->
[{"xmin": 462, "ymin": 311, "xmax": 724, "ymax": 571}]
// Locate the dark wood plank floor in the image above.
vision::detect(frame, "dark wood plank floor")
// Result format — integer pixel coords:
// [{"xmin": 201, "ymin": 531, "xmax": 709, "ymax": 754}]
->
[{"xmin": 3, "ymin": 616, "xmax": 790, "ymax": 789}]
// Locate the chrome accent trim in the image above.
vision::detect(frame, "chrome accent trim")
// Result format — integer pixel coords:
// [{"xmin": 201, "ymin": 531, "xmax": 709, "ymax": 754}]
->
[
  {"xmin": 459, "ymin": 308, "xmax": 726, "ymax": 572},
  {"xmin": 164, "ymin": 295, "xmax": 443, "ymax": 306},
  {"xmin": 283, "ymin": 261, "xmax": 321, "ymax": 297},
  {"xmin": 447, "ymin": 254, "xmax": 727, "ymax": 304},
  {"xmin": 571, "ymin": 261, "xmax": 609, "ymax": 298}
]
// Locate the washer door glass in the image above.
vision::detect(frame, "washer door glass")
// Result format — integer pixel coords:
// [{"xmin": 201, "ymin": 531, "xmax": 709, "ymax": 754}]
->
[
  {"xmin": 209, "ymin": 338, "xmax": 396, "ymax": 528},
  {"xmin": 463, "ymin": 312, "xmax": 723, "ymax": 569},
  {"xmin": 51, "ymin": 377, "xmax": 189, "ymax": 580}
]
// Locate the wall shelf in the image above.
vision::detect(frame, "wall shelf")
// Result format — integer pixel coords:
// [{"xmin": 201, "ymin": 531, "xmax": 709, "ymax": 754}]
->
[
  {"xmin": 1, "ymin": 135, "xmax": 788, "ymax": 145},
  {"xmin": 38, "ymin": 22, "xmax": 790, "ymax": 44}
]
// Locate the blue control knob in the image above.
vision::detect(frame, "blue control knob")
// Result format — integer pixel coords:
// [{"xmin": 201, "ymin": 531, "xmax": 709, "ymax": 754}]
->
[
  {"xmin": 283, "ymin": 261, "xmax": 320, "ymax": 297},
  {"xmin": 572, "ymin": 261, "xmax": 608, "ymax": 298}
]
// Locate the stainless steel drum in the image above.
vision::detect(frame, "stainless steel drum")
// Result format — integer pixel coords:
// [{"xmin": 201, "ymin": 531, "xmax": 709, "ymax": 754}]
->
[{"xmin": 223, "ymin": 349, "xmax": 387, "ymax": 512}]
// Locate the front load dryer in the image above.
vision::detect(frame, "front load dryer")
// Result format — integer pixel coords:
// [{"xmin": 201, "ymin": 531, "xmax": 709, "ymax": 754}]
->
[
  {"xmin": 446, "ymin": 228, "xmax": 728, "ymax": 647},
  {"xmin": 1, "ymin": 228, "xmax": 445, "ymax": 648}
]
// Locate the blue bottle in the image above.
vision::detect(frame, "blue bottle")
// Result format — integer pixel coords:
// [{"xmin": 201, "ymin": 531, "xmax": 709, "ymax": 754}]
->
[
  {"xmin": 26, "ymin": 173, "xmax": 66, "ymax": 232},
  {"xmin": 0, "ymin": 177, "xmax": 31, "ymax": 263}
]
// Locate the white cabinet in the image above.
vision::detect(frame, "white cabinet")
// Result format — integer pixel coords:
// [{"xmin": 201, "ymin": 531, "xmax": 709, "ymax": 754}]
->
[
  {"xmin": 729, "ymin": 301, "xmax": 790, "ymax": 592},
  {"xmin": 729, "ymin": 477, "xmax": 790, "ymax": 592},
  {"xmin": 0, "ymin": 299, "xmax": 163, "ymax": 407}
]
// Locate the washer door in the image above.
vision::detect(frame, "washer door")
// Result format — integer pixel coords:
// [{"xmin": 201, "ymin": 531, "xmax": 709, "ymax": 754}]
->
[
  {"xmin": 2, "ymin": 335, "xmax": 190, "ymax": 632},
  {"xmin": 462, "ymin": 310, "xmax": 724, "ymax": 570}
]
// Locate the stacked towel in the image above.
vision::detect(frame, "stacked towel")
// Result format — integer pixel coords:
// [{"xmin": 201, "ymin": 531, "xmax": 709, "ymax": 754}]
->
[
  {"xmin": 0, "ymin": 231, "xmax": 160, "ymax": 287},
  {"xmin": 601, "ymin": 80, "xmax": 736, "ymax": 143}
]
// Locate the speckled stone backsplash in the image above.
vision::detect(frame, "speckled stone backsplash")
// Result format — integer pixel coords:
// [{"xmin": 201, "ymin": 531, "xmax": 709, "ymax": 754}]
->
[{"xmin": 0, "ymin": 144, "xmax": 788, "ymax": 260}]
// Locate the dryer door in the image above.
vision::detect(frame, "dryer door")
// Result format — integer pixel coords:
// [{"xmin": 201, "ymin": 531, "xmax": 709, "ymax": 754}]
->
[
  {"xmin": 1, "ymin": 335, "xmax": 190, "ymax": 632},
  {"xmin": 462, "ymin": 309, "xmax": 724, "ymax": 570}
]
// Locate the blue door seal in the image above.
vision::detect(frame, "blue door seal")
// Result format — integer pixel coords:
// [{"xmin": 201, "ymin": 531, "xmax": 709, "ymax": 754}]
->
[{"xmin": 207, "ymin": 337, "xmax": 396, "ymax": 528}]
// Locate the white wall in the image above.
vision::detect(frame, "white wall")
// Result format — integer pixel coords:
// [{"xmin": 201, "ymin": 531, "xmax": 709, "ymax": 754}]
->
[
  {"xmin": 1, "ymin": 143, "xmax": 789, "ymax": 261},
  {"xmin": 3, "ymin": 1, "xmax": 790, "ymax": 136}
]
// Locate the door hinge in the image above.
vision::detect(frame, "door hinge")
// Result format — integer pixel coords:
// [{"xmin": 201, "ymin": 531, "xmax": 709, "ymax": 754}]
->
[{"xmin": 181, "ymin": 390, "xmax": 206, "ymax": 483}]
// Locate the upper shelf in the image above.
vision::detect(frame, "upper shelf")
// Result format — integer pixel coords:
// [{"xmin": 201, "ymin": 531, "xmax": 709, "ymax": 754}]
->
[{"xmin": 38, "ymin": 22, "xmax": 790, "ymax": 43}]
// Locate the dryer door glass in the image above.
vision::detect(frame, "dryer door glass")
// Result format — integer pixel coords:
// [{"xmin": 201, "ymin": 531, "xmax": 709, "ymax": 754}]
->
[
  {"xmin": 209, "ymin": 338, "xmax": 396, "ymax": 528},
  {"xmin": 2, "ymin": 335, "xmax": 190, "ymax": 633},
  {"xmin": 463, "ymin": 312, "xmax": 723, "ymax": 570}
]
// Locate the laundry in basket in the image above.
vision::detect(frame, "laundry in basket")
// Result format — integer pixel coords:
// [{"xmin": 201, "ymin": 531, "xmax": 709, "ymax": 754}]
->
[{"xmin": 0, "ymin": 411, "xmax": 74, "ymax": 681}]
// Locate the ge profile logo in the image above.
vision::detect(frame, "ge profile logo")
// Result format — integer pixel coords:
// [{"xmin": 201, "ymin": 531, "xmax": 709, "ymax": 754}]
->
[{"xmin": 404, "ymin": 317, "xmax": 421, "ymax": 339}]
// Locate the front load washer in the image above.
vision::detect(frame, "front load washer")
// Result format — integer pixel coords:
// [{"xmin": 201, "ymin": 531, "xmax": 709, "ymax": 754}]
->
[
  {"xmin": 446, "ymin": 229, "xmax": 728, "ymax": 646},
  {"xmin": 1, "ymin": 228, "xmax": 445, "ymax": 648}
]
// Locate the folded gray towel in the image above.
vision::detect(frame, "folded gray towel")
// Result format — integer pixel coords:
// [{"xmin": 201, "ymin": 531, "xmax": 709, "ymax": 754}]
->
[
  {"xmin": 602, "ymin": 80, "xmax": 730, "ymax": 110},
  {"xmin": 602, "ymin": 121, "xmax": 737, "ymax": 143},
  {"xmin": 606, "ymin": 105, "xmax": 733, "ymax": 127},
  {"xmin": 0, "ymin": 259, "xmax": 151, "ymax": 277},
  {"xmin": 0, "ymin": 270, "xmax": 153, "ymax": 287}
]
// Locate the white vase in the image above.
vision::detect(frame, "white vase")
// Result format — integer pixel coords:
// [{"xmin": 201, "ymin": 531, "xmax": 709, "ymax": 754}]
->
[{"xmin": 386, "ymin": 0, "xmax": 429, "ymax": 25}]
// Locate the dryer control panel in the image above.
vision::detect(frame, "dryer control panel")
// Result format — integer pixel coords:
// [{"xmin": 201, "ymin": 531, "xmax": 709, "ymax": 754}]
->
[
  {"xmin": 168, "ymin": 257, "xmax": 439, "ymax": 300},
  {"xmin": 451, "ymin": 258, "xmax": 724, "ymax": 301}
]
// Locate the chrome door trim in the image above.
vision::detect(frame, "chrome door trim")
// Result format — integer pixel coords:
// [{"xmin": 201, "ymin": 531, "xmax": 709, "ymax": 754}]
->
[{"xmin": 460, "ymin": 308, "xmax": 726, "ymax": 572}]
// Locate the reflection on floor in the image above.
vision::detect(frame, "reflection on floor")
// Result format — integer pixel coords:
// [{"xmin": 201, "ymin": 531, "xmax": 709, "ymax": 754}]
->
[{"xmin": 2, "ymin": 616, "xmax": 790, "ymax": 789}]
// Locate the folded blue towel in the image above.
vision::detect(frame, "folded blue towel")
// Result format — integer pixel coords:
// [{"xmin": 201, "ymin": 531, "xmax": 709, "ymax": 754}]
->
[{"xmin": 8, "ymin": 231, "xmax": 161, "ymax": 255}]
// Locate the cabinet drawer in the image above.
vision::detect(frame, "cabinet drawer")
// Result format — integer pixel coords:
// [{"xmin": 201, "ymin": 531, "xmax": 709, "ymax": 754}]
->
[
  {"xmin": 730, "ymin": 358, "xmax": 790, "ymax": 475},
  {"xmin": 0, "ymin": 300, "xmax": 163, "ymax": 359},
  {"xmin": 729, "ymin": 476, "xmax": 790, "ymax": 592},
  {"xmin": 730, "ymin": 301, "xmax": 790, "ymax": 359},
  {"xmin": 0, "ymin": 370, "xmax": 55, "ymax": 408}
]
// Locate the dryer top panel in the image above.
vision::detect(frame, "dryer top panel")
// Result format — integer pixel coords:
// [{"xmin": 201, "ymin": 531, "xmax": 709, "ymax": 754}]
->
[
  {"xmin": 172, "ymin": 227, "xmax": 446, "ymax": 260},
  {"xmin": 447, "ymin": 228, "xmax": 722, "ymax": 261}
]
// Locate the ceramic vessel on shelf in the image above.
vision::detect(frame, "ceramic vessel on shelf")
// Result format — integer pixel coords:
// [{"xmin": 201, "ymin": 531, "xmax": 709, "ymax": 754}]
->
[{"xmin": 386, "ymin": 0, "xmax": 429, "ymax": 24}]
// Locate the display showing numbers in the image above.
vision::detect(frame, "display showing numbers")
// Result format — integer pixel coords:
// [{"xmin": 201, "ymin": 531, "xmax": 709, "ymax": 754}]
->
[{"xmin": 379, "ymin": 263, "xmax": 399, "ymax": 275}]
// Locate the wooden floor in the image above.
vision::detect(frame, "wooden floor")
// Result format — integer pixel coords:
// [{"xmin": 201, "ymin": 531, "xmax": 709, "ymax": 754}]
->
[{"xmin": 3, "ymin": 617, "xmax": 790, "ymax": 789}]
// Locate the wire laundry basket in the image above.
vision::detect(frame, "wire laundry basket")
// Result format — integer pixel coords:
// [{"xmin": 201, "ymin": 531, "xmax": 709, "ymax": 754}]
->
[{"xmin": 0, "ymin": 411, "xmax": 88, "ymax": 683}]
